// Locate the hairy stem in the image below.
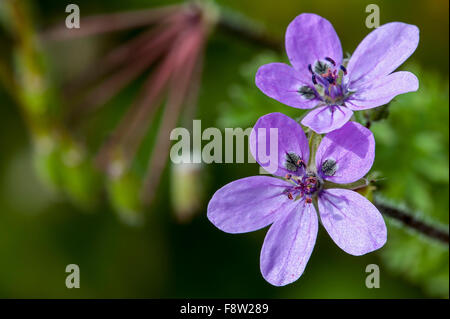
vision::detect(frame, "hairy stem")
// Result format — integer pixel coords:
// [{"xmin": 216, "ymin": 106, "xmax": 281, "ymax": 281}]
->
[{"xmin": 374, "ymin": 199, "xmax": 449, "ymax": 244}]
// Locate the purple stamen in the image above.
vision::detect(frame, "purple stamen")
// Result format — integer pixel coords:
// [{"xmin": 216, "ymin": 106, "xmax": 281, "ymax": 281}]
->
[
  {"xmin": 325, "ymin": 57, "xmax": 336, "ymax": 66},
  {"xmin": 326, "ymin": 76, "xmax": 335, "ymax": 84},
  {"xmin": 306, "ymin": 58, "xmax": 347, "ymax": 100}
]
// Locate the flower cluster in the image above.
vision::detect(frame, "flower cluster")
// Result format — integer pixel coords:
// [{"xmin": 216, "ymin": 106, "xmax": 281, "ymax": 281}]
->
[{"xmin": 208, "ymin": 13, "xmax": 419, "ymax": 286}]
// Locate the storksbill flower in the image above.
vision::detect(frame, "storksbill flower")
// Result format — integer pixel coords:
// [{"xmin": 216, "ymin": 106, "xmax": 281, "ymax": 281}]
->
[
  {"xmin": 255, "ymin": 13, "xmax": 419, "ymax": 134},
  {"xmin": 207, "ymin": 113, "xmax": 386, "ymax": 286}
]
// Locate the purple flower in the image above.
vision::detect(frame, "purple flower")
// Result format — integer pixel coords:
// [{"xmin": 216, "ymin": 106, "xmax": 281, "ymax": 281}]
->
[
  {"xmin": 255, "ymin": 13, "xmax": 419, "ymax": 134},
  {"xmin": 207, "ymin": 113, "xmax": 387, "ymax": 286}
]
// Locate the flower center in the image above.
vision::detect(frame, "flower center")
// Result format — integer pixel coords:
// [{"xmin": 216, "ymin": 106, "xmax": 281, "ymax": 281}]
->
[
  {"xmin": 284, "ymin": 172, "xmax": 322, "ymax": 204},
  {"xmin": 298, "ymin": 57, "xmax": 353, "ymax": 106}
]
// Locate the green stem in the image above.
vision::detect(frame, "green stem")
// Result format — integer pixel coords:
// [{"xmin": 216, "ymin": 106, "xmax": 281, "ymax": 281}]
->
[
  {"xmin": 323, "ymin": 178, "xmax": 369, "ymax": 190},
  {"xmin": 307, "ymin": 131, "xmax": 321, "ymax": 172}
]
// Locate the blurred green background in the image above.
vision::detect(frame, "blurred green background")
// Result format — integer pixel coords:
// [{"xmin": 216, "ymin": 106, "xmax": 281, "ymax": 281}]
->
[{"xmin": 0, "ymin": 0, "xmax": 448, "ymax": 298}]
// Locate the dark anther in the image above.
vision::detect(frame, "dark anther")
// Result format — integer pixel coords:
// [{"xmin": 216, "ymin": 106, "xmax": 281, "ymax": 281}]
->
[
  {"xmin": 340, "ymin": 65, "xmax": 347, "ymax": 75},
  {"xmin": 305, "ymin": 197, "xmax": 312, "ymax": 204},
  {"xmin": 314, "ymin": 60, "xmax": 328, "ymax": 74},
  {"xmin": 326, "ymin": 76, "xmax": 335, "ymax": 84},
  {"xmin": 285, "ymin": 152, "xmax": 303, "ymax": 172},
  {"xmin": 308, "ymin": 64, "xmax": 313, "ymax": 74},
  {"xmin": 298, "ymin": 86, "xmax": 316, "ymax": 100},
  {"xmin": 312, "ymin": 74, "xmax": 317, "ymax": 85},
  {"xmin": 321, "ymin": 159, "xmax": 338, "ymax": 176},
  {"xmin": 325, "ymin": 57, "xmax": 336, "ymax": 66}
]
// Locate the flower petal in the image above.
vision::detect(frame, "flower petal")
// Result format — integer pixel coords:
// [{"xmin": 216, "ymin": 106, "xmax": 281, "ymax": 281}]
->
[
  {"xmin": 318, "ymin": 189, "xmax": 387, "ymax": 256},
  {"xmin": 301, "ymin": 105, "xmax": 353, "ymax": 134},
  {"xmin": 207, "ymin": 176, "xmax": 294, "ymax": 234},
  {"xmin": 255, "ymin": 63, "xmax": 319, "ymax": 109},
  {"xmin": 260, "ymin": 200, "xmax": 318, "ymax": 286},
  {"xmin": 315, "ymin": 121, "xmax": 375, "ymax": 184},
  {"xmin": 346, "ymin": 22, "xmax": 419, "ymax": 88},
  {"xmin": 286, "ymin": 13, "xmax": 342, "ymax": 76},
  {"xmin": 250, "ymin": 113, "xmax": 309, "ymax": 177},
  {"xmin": 346, "ymin": 71, "xmax": 419, "ymax": 110}
]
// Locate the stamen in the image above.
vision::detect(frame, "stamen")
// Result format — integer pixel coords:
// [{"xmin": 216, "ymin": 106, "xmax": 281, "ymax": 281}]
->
[
  {"xmin": 285, "ymin": 174, "xmax": 292, "ymax": 180},
  {"xmin": 288, "ymin": 192, "xmax": 293, "ymax": 200},
  {"xmin": 296, "ymin": 159, "xmax": 305, "ymax": 167},
  {"xmin": 314, "ymin": 60, "xmax": 329, "ymax": 74},
  {"xmin": 298, "ymin": 86, "xmax": 316, "ymax": 100},
  {"xmin": 322, "ymin": 159, "xmax": 338, "ymax": 176},
  {"xmin": 305, "ymin": 197, "xmax": 312, "ymax": 204},
  {"xmin": 306, "ymin": 58, "xmax": 349, "ymax": 104},
  {"xmin": 325, "ymin": 57, "xmax": 336, "ymax": 66}
]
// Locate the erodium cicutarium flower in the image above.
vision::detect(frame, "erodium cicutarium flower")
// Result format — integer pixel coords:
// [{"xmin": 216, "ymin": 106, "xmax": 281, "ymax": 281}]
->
[
  {"xmin": 255, "ymin": 13, "xmax": 419, "ymax": 134},
  {"xmin": 207, "ymin": 113, "xmax": 387, "ymax": 286}
]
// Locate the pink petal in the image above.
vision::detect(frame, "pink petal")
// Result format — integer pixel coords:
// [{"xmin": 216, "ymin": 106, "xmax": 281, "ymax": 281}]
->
[
  {"xmin": 207, "ymin": 176, "xmax": 294, "ymax": 234},
  {"xmin": 260, "ymin": 200, "xmax": 318, "ymax": 286},
  {"xmin": 346, "ymin": 22, "xmax": 419, "ymax": 88},
  {"xmin": 319, "ymin": 189, "xmax": 387, "ymax": 256},
  {"xmin": 286, "ymin": 13, "xmax": 342, "ymax": 76},
  {"xmin": 255, "ymin": 63, "xmax": 319, "ymax": 109},
  {"xmin": 315, "ymin": 121, "xmax": 375, "ymax": 184},
  {"xmin": 250, "ymin": 113, "xmax": 310, "ymax": 177},
  {"xmin": 346, "ymin": 71, "xmax": 419, "ymax": 110},
  {"xmin": 301, "ymin": 105, "xmax": 353, "ymax": 134}
]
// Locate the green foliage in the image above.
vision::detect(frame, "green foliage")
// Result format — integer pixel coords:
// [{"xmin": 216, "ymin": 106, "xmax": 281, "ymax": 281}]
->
[
  {"xmin": 170, "ymin": 160, "xmax": 206, "ymax": 223},
  {"xmin": 382, "ymin": 216, "xmax": 449, "ymax": 297},
  {"xmin": 107, "ymin": 169, "xmax": 144, "ymax": 226},
  {"xmin": 370, "ymin": 65, "xmax": 449, "ymax": 297},
  {"xmin": 218, "ymin": 52, "xmax": 303, "ymax": 128},
  {"xmin": 33, "ymin": 135, "xmax": 62, "ymax": 192},
  {"xmin": 371, "ymin": 67, "xmax": 449, "ymax": 221},
  {"xmin": 33, "ymin": 134, "xmax": 103, "ymax": 209},
  {"xmin": 58, "ymin": 143, "xmax": 103, "ymax": 210}
]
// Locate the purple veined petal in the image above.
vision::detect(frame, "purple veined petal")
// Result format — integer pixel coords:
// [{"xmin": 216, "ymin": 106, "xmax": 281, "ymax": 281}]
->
[
  {"xmin": 315, "ymin": 121, "xmax": 375, "ymax": 184},
  {"xmin": 346, "ymin": 22, "xmax": 419, "ymax": 88},
  {"xmin": 318, "ymin": 188, "xmax": 387, "ymax": 256},
  {"xmin": 286, "ymin": 13, "xmax": 343, "ymax": 76},
  {"xmin": 260, "ymin": 200, "xmax": 318, "ymax": 286},
  {"xmin": 207, "ymin": 176, "xmax": 295, "ymax": 234},
  {"xmin": 250, "ymin": 112, "xmax": 310, "ymax": 177},
  {"xmin": 346, "ymin": 71, "xmax": 419, "ymax": 110},
  {"xmin": 255, "ymin": 63, "xmax": 319, "ymax": 109},
  {"xmin": 301, "ymin": 105, "xmax": 353, "ymax": 134}
]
